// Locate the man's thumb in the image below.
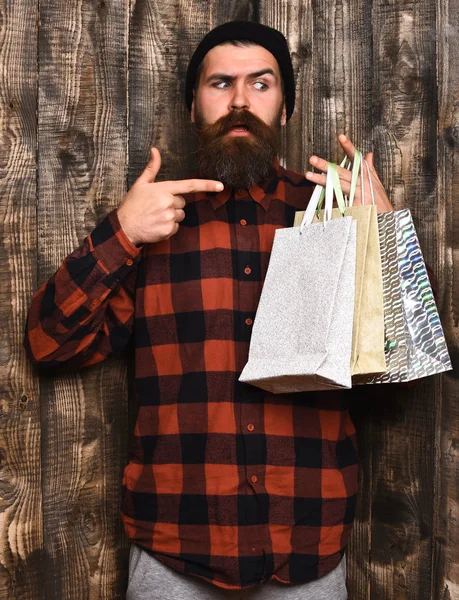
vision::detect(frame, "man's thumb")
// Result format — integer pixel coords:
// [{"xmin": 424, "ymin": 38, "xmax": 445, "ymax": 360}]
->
[{"xmin": 138, "ymin": 147, "xmax": 161, "ymax": 183}]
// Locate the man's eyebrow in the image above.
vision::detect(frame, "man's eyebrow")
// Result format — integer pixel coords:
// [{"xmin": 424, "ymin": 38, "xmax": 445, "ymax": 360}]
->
[
  {"xmin": 206, "ymin": 69, "xmax": 278, "ymax": 83},
  {"xmin": 248, "ymin": 68, "xmax": 277, "ymax": 79},
  {"xmin": 206, "ymin": 73, "xmax": 236, "ymax": 83}
]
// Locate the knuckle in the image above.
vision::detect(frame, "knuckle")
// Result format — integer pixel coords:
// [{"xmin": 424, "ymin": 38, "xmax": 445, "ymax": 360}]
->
[
  {"xmin": 167, "ymin": 222, "xmax": 179, "ymax": 238},
  {"xmin": 165, "ymin": 207, "xmax": 176, "ymax": 221},
  {"xmin": 158, "ymin": 194, "xmax": 171, "ymax": 208},
  {"xmin": 155, "ymin": 194, "xmax": 168, "ymax": 208}
]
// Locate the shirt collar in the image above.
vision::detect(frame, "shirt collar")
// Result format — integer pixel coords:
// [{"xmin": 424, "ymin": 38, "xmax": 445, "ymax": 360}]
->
[{"xmin": 193, "ymin": 158, "xmax": 283, "ymax": 212}]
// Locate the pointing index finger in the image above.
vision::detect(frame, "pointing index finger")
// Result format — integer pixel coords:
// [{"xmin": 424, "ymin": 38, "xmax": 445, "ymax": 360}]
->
[{"xmin": 164, "ymin": 179, "xmax": 224, "ymax": 195}]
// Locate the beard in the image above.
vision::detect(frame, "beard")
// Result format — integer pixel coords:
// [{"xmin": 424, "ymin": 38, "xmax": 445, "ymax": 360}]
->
[{"xmin": 194, "ymin": 107, "xmax": 282, "ymax": 191}]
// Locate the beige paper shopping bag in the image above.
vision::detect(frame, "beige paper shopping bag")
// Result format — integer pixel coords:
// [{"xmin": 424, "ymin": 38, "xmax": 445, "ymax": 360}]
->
[{"xmin": 352, "ymin": 202, "xmax": 386, "ymax": 375}]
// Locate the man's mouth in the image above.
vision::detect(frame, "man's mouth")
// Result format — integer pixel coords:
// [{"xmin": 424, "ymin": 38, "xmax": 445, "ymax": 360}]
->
[{"xmin": 227, "ymin": 125, "xmax": 250, "ymax": 136}]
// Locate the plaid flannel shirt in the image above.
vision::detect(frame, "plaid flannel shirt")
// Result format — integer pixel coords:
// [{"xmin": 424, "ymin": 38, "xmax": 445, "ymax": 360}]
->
[{"xmin": 25, "ymin": 160, "xmax": 358, "ymax": 590}]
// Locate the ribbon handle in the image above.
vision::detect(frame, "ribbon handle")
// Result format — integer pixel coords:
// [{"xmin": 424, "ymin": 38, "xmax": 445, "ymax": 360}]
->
[
  {"xmin": 300, "ymin": 162, "xmax": 346, "ymax": 233},
  {"xmin": 348, "ymin": 149, "xmax": 376, "ymax": 207},
  {"xmin": 348, "ymin": 149, "xmax": 361, "ymax": 206},
  {"xmin": 300, "ymin": 146, "xmax": 377, "ymax": 234}
]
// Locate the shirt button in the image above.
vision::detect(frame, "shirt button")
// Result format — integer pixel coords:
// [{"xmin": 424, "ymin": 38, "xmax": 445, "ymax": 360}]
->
[
  {"xmin": 247, "ymin": 423, "xmax": 254, "ymax": 432},
  {"xmin": 240, "ymin": 219, "xmax": 247, "ymax": 226},
  {"xmin": 251, "ymin": 475, "xmax": 258, "ymax": 483},
  {"xmin": 125, "ymin": 258, "xmax": 134, "ymax": 266},
  {"xmin": 244, "ymin": 266, "xmax": 252, "ymax": 275},
  {"xmin": 91, "ymin": 299, "xmax": 100, "ymax": 306},
  {"xmin": 245, "ymin": 318, "xmax": 253, "ymax": 326}
]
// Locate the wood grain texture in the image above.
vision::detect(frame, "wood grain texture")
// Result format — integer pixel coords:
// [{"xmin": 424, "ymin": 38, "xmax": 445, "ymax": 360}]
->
[
  {"xmin": 2, "ymin": 0, "xmax": 458, "ymax": 598},
  {"xmin": 260, "ymin": 1, "xmax": 313, "ymax": 174},
  {"xmin": 310, "ymin": 0, "xmax": 374, "ymax": 163},
  {"xmin": 37, "ymin": 0, "xmax": 130, "ymax": 598},
  {"xmin": 369, "ymin": 2, "xmax": 438, "ymax": 599},
  {"xmin": 0, "ymin": 1, "xmax": 43, "ymax": 599},
  {"xmin": 129, "ymin": 0, "xmax": 202, "ymax": 186},
  {"xmin": 210, "ymin": 0, "xmax": 259, "ymax": 27},
  {"xmin": 434, "ymin": 0, "xmax": 459, "ymax": 597}
]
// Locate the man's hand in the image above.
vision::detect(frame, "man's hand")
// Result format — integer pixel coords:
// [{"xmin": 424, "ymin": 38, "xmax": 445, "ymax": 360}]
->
[
  {"xmin": 305, "ymin": 134, "xmax": 393, "ymax": 214},
  {"xmin": 117, "ymin": 147, "xmax": 224, "ymax": 246}
]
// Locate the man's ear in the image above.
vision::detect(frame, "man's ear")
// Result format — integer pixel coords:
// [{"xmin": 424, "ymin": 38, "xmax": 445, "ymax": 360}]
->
[
  {"xmin": 280, "ymin": 101, "xmax": 287, "ymax": 126},
  {"xmin": 191, "ymin": 95, "xmax": 196, "ymax": 124}
]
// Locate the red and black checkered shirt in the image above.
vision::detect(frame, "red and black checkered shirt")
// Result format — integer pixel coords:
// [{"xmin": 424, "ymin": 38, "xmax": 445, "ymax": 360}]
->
[{"xmin": 25, "ymin": 160, "xmax": 358, "ymax": 590}]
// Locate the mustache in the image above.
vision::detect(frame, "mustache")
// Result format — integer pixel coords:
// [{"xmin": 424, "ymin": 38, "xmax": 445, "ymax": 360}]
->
[
  {"xmin": 196, "ymin": 109, "xmax": 273, "ymax": 139},
  {"xmin": 194, "ymin": 108, "xmax": 280, "ymax": 190}
]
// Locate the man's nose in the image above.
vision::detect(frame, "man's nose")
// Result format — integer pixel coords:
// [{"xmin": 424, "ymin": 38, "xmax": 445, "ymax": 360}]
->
[{"xmin": 229, "ymin": 82, "xmax": 249, "ymax": 110}]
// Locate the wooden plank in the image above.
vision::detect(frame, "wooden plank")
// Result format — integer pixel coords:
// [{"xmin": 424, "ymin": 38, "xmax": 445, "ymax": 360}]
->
[
  {"xmin": 348, "ymin": 393, "xmax": 373, "ymax": 600},
  {"xmin": 369, "ymin": 2, "xmax": 438, "ymax": 598},
  {"xmin": 129, "ymin": 0, "xmax": 204, "ymax": 186},
  {"xmin": 0, "ymin": 1, "xmax": 43, "ymax": 598},
  {"xmin": 210, "ymin": 1, "xmax": 259, "ymax": 28},
  {"xmin": 37, "ymin": 1, "xmax": 130, "ymax": 598},
  {"xmin": 433, "ymin": 0, "xmax": 459, "ymax": 596},
  {"xmin": 309, "ymin": 0, "xmax": 374, "ymax": 164},
  {"xmin": 259, "ymin": 1, "xmax": 314, "ymax": 174}
]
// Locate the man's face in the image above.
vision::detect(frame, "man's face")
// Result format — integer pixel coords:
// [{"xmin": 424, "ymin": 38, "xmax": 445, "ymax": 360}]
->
[
  {"xmin": 191, "ymin": 43, "xmax": 287, "ymax": 130},
  {"xmin": 191, "ymin": 43, "xmax": 287, "ymax": 189}
]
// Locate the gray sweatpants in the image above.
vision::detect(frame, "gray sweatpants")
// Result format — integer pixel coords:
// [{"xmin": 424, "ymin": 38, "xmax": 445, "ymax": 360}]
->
[{"xmin": 127, "ymin": 545, "xmax": 348, "ymax": 600}]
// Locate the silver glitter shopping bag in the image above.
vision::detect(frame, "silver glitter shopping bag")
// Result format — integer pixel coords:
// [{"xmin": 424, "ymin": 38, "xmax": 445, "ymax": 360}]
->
[
  {"xmin": 357, "ymin": 209, "xmax": 452, "ymax": 383},
  {"xmin": 239, "ymin": 164, "xmax": 357, "ymax": 393}
]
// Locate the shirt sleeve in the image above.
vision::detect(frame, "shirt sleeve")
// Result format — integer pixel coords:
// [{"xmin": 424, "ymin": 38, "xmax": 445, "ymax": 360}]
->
[{"xmin": 24, "ymin": 209, "xmax": 142, "ymax": 370}]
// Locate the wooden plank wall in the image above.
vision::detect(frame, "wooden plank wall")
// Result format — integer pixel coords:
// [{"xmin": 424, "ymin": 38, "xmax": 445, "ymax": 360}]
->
[{"xmin": 1, "ymin": 0, "xmax": 458, "ymax": 598}]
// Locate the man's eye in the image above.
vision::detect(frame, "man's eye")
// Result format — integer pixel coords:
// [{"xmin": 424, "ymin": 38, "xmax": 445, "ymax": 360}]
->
[
  {"xmin": 214, "ymin": 81, "xmax": 230, "ymax": 89},
  {"xmin": 253, "ymin": 81, "xmax": 268, "ymax": 91}
]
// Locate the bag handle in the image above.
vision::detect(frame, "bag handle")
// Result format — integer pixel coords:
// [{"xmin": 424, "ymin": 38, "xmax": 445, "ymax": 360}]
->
[
  {"xmin": 364, "ymin": 158, "xmax": 375, "ymax": 205},
  {"xmin": 329, "ymin": 148, "xmax": 377, "ymax": 208},
  {"xmin": 347, "ymin": 150, "xmax": 376, "ymax": 207},
  {"xmin": 315, "ymin": 155, "xmax": 348, "ymax": 216},
  {"xmin": 347, "ymin": 149, "xmax": 361, "ymax": 206},
  {"xmin": 300, "ymin": 162, "xmax": 345, "ymax": 233},
  {"xmin": 300, "ymin": 147, "xmax": 377, "ymax": 234}
]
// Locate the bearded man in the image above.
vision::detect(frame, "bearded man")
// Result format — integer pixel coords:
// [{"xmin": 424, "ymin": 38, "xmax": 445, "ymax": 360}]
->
[{"xmin": 25, "ymin": 21, "xmax": 393, "ymax": 600}]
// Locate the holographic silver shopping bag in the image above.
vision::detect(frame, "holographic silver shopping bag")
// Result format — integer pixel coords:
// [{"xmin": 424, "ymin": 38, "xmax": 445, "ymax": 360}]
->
[{"xmin": 358, "ymin": 209, "xmax": 452, "ymax": 383}]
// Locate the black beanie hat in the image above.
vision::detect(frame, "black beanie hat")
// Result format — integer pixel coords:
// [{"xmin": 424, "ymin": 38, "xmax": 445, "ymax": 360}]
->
[{"xmin": 185, "ymin": 21, "xmax": 295, "ymax": 121}]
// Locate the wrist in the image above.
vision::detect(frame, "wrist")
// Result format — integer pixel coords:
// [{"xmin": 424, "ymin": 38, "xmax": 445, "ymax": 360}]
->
[{"xmin": 116, "ymin": 208, "xmax": 139, "ymax": 246}]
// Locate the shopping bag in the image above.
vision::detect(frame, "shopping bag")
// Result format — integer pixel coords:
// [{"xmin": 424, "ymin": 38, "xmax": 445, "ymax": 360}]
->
[
  {"xmin": 359, "ymin": 208, "xmax": 452, "ymax": 383},
  {"xmin": 239, "ymin": 163, "xmax": 357, "ymax": 393},
  {"xmin": 355, "ymin": 210, "xmax": 407, "ymax": 384},
  {"xmin": 294, "ymin": 151, "xmax": 386, "ymax": 376}
]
